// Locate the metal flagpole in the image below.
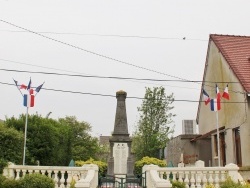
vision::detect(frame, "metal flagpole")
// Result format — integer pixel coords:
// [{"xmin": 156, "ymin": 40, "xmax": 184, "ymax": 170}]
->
[
  {"xmin": 23, "ymin": 106, "xmax": 29, "ymax": 165},
  {"xmin": 216, "ymin": 111, "xmax": 221, "ymax": 167}
]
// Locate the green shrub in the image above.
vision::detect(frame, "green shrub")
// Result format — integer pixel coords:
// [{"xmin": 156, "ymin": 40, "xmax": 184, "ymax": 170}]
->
[
  {"xmin": 218, "ymin": 176, "xmax": 250, "ymax": 188},
  {"xmin": 205, "ymin": 184, "xmax": 216, "ymax": 188},
  {"xmin": 19, "ymin": 173, "xmax": 55, "ymax": 188},
  {"xmin": 171, "ymin": 180, "xmax": 186, "ymax": 188},
  {"xmin": 0, "ymin": 174, "xmax": 7, "ymax": 187},
  {"xmin": 0, "ymin": 158, "xmax": 7, "ymax": 174},
  {"xmin": 75, "ymin": 158, "xmax": 107, "ymax": 176},
  {"xmin": 2, "ymin": 178, "xmax": 22, "ymax": 188},
  {"xmin": 134, "ymin": 156, "xmax": 166, "ymax": 175},
  {"xmin": 0, "ymin": 174, "xmax": 22, "ymax": 188},
  {"xmin": 70, "ymin": 178, "xmax": 76, "ymax": 188}
]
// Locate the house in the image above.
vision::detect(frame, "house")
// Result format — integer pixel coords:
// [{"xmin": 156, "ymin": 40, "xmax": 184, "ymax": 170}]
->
[
  {"xmin": 166, "ymin": 120, "xmax": 211, "ymax": 167},
  {"xmin": 196, "ymin": 34, "xmax": 250, "ymax": 168}
]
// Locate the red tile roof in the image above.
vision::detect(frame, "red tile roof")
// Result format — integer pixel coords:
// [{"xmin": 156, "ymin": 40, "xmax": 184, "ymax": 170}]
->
[{"xmin": 210, "ymin": 34, "xmax": 250, "ymax": 92}]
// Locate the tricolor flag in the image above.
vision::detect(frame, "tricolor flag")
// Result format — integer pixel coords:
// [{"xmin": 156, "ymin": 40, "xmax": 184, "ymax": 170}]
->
[
  {"xmin": 215, "ymin": 84, "xmax": 221, "ymax": 111},
  {"xmin": 20, "ymin": 84, "xmax": 27, "ymax": 89},
  {"xmin": 210, "ymin": 98, "xmax": 220, "ymax": 111},
  {"xmin": 13, "ymin": 79, "xmax": 18, "ymax": 86},
  {"xmin": 27, "ymin": 78, "xmax": 31, "ymax": 90},
  {"xmin": 23, "ymin": 94, "xmax": 34, "ymax": 107},
  {"xmin": 202, "ymin": 89, "xmax": 210, "ymax": 105},
  {"xmin": 216, "ymin": 84, "xmax": 221, "ymax": 99},
  {"xmin": 222, "ymin": 84, "xmax": 229, "ymax": 100},
  {"xmin": 35, "ymin": 83, "xmax": 44, "ymax": 93},
  {"xmin": 13, "ymin": 78, "xmax": 44, "ymax": 108}
]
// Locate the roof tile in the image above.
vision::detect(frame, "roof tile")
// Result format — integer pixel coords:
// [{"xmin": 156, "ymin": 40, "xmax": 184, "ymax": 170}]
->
[{"xmin": 210, "ymin": 34, "xmax": 250, "ymax": 92}]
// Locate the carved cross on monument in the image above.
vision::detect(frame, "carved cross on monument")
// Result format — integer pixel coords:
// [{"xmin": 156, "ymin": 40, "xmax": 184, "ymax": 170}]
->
[{"xmin": 107, "ymin": 90, "xmax": 134, "ymax": 177}]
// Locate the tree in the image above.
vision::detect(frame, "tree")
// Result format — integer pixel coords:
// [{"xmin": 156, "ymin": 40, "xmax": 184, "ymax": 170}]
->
[
  {"xmin": 5, "ymin": 114, "xmax": 72, "ymax": 165},
  {"xmin": 132, "ymin": 86, "xmax": 175, "ymax": 160},
  {"xmin": 4, "ymin": 114, "xmax": 100, "ymax": 165},
  {"xmin": 0, "ymin": 123, "xmax": 23, "ymax": 164},
  {"xmin": 58, "ymin": 116, "xmax": 100, "ymax": 161}
]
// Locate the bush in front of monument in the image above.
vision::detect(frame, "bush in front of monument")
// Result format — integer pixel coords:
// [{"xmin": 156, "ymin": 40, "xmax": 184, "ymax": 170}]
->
[
  {"xmin": 134, "ymin": 156, "xmax": 166, "ymax": 175},
  {"xmin": 75, "ymin": 158, "xmax": 107, "ymax": 176}
]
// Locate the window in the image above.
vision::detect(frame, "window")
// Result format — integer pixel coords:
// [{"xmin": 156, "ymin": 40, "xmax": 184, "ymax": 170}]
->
[{"xmin": 234, "ymin": 127, "xmax": 242, "ymax": 166}]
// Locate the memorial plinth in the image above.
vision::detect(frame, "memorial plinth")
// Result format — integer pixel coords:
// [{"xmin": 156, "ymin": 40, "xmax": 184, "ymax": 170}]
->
[{"xmin": 107, "ymin": 90, "xmax": 134, "ymax": 177}]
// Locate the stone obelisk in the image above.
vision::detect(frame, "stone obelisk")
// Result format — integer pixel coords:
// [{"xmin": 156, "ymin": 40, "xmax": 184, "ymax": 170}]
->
[{"xmin": 107, "ymin": 90, "xmax": 134, "ymax": 177}]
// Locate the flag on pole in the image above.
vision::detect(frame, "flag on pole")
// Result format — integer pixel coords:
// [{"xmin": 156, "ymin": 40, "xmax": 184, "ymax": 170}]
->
[
  {"xmin": 23, "ymin": 94, "xmax": 34, "ymax": 107},
  {"xmin": 222, "ymin": 84, "xmax": 229, "ymax": 100},
  {"xmin": 210, "ymin": 98, "xmax": 220, "ymax": 111},
  {"xmin": 13, "ymin": 79, "xmax": 18, "ymax": 86},
  {"xmin": 27, "ymin": 78, "xmax": 31, "ymax": 90},
  {"xmin": 216, "ymin": 84, "xmax": 221, "ymax": 98},
  {"xmin": 215, "ymin": 84, "xmax": 221, "ymax": 110},
  {"xmin": 202, "ymin": 89, "xmax": 210, "ymax": 105},
  {"xmin": 29, "ymin": 89, "xmax": 34, "ymax": 95},
  {"xmin": 35, "ymin": 83, "xmax": 44, "ymax": 93},
  {"xmin": 20, "ymin": 84, "xmax": 27, "ymax": 89},
  {"xmin": 13, "ymin": 78, "xmax": 44, "ymax": 108}
]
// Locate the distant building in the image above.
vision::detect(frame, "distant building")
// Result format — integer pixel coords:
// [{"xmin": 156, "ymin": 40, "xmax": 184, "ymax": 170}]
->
[
  {"xmin": 99, "ymin": 136, "xmax": 110, "ymax": 146},
  {"xmin": 166, "ymin": 120, "xmax": 210, "ymax": 167},
  {"xmin": 182, "ymin": 120, "xmax": 197, "ymax": 134}
]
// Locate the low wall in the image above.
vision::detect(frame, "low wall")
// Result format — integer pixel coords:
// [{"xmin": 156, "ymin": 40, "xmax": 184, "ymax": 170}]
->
[
  {"xmin": 143, "ymin": 161, "xmax": 243, "ymax": 188},
  {"xmin": 3, "ymin": 163, "xmax": 98, "ymax": 188}
]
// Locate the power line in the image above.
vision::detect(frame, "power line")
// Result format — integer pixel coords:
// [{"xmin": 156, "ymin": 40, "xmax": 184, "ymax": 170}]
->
[
  {"xmin": 0, "ymin": 81, "xmax": 247, "ymax": 103},
  {"xmin": 0, "ymin": 20, "xmax": 243, "ymax": 95},
  {"xmin": 0, "ymin": 68, "xmax": 202, "ymax": 82},
  {"xmin": 0, "ymin": 19, "xmax": 193, "ymax": 81},
  {"xmin": 0, "ymin": 68, "xmax": 243, "ymax": 84},
  {"xmin": 0, "ymin": 29, "xmax": 208, "ymax": 42},
  {"xmin": 0, "ymin": 58, "xmax": 89, "ymax": 75}
]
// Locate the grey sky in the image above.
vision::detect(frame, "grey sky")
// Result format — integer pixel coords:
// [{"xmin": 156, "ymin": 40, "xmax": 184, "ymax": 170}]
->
[{"xmin": 1, "ymin": 0, "xmax": 250, "ymax": 137}]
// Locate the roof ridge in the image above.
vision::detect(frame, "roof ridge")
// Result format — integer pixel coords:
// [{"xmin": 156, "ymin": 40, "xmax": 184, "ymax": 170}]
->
[{"xmin": 210, "ymin": 34, "xmax": 250, "ymax": 38}]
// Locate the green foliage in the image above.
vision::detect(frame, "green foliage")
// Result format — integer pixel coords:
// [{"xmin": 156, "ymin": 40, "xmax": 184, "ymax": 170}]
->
[
  {"xmin": 5, "ymin": 114, "xmax": 72, "ymax": 165},
  {"xmin": 0, "ymin": 174, "xmax": 22, "ymax": 188},
  {"xmin": 0, "ymin": 174, "xmax": 7, "ymax": 187},
  {"xmin": 19, "ymin": 173, "xmax": 55, "ymax": 188},
  {"xmin": 220, "ymin": 177, "xmax": 243, "ymax": 188},
  {"xmin": 133, "ymin": 87, "xmax": 175, "ymax": 160},
  {"xmin": 134, "ymin": 156, "xmax": 166, "ymax": 175},
  {"xmin": 205, "ymin": 184, "xmax": 216, "ymax": 188},
  {"xmin": 75, "ymin": 158, "xmax": 107, "ymax": 176},
  {"xmin": 58, "ymin": 116, "xmax": 100, "ymax": 161},
  {"xmin": 171, "ymin": 180, "xmax": 186, "ymax": 188},
  {"xmin": 70, "ymin": 178, "xmax": 76, "ymax": 188},
  {"xmin": 1, "ymin": 178, "xmax": 22, "ymax": 188},
  {"xmin": 0, "ymin": 124, "xmax": 23, "ymax": 164},
  {"xmin": 0, "ymin": 158, "xmax": 7, "ymax": 174},
  {"xmin": 4, "ymin": 114, "xmax": 100, "ymax": 166}
]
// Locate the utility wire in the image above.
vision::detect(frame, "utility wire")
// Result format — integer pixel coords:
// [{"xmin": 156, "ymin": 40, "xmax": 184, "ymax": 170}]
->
[
  {"xmin": 0, "ymin": 19, "xmax": 194, "ymax": 82},
  {"xmin": 0, "ymin": 81, "xmax": 247, "ymax": 103},
  {"xmin": 0, "ymin": 68, "xmax": 242, "ymax": 84},
  {"xmin": 0, "ymin": 20, "xmax": 242, "ymax": 95},
  {"xmin": 0, "ymin": 29, "xmax": 208, "ymax": 42},
  {"xmin": 0, "ymin": 58, "xmax": 90, "ymax": 75}
]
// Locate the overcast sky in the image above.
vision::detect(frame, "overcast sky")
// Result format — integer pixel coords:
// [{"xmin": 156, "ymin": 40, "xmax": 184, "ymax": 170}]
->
[{"xmin": 1, "ymin": 0, "xmax": 250, "ymax": 137}]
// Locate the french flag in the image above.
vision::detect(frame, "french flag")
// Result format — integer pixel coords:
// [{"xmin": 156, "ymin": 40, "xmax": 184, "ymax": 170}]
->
[
  {"xmin": 23, "ymin": 94, "xmax": 34, "ymax": 107},
  {"xmin": 210, "ymin": 98, "xmax": 220, "ymax": 111},
  {"xmin": 222, "ymin": 84, "xmax": 229, "ymax": 100},
  {"xmin": 216, "ymin": 84, "xmax": 221, "ymax": 110},
  {"xmin": 202, "ymin": 89, "xmax": 210, "ymax": 105}
]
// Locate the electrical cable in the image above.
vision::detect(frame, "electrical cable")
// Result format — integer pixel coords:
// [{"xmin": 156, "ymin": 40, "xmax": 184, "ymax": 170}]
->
[
  {"xmin": 0, "ymin": 29, "xmax": 208, "ymax": 42},
  {"xmin": 0, "ymin": 81, "xmax": 247, "ymax": 103},
  {"xmin": 0, "ymin": 19, "xmax": 194, "ymax": 82}
]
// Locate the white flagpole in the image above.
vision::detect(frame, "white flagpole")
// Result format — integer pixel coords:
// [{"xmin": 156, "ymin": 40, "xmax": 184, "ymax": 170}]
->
[
  {"xmin": 216, "ymin": 111, "xmax": 221, "ymax": 167},
  {"xmin": 23, "ymin": 105, "xmax": 29, "ymax": 165}
]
